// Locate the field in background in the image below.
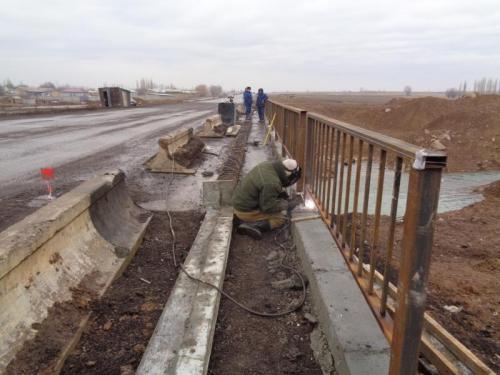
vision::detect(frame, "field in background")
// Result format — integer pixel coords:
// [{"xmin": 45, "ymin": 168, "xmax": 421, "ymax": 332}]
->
[{"xmin": 273, "ymin": 92, "xmax": 500, "ymax": 173}]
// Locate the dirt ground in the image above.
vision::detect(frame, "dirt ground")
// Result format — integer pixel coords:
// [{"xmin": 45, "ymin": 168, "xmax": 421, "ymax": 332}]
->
[
  {"xmin": 343, "ymin": 180, "xmax": 500, "ymax": 372},
  {"xmin": 275, "ymin": 94, "xmax": 500, "ymax": 172},
  {"xmin": 208, "ymin": 228, "xmax": 326, "ymax": 375},
  {"xmin": 5, "ymin": 211, "xmax": 204, "ymax": 374},
  {"xmin": 426, "ymin": 181, "xmax": 500, "ymax": 372}
]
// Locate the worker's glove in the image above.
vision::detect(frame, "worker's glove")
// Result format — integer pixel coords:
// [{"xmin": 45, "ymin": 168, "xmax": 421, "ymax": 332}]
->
[{"xmin": 277, "ymin": 191, "xmax": 290, "ymax": 200}]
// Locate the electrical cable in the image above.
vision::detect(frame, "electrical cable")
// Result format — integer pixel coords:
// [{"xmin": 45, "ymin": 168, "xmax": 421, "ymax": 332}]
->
[{"xmin": 164, "ymin": 120, "xmax": 306, "ymax": 317}]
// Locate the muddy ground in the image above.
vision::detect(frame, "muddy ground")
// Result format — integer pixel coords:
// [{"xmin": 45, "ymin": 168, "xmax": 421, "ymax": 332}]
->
[
  {"xmin": 6, "ymin": 211, "xmax": 204, "ymax": 374},
  {"xmin": 208, "ymin": 228, "xmax": 326, "ymax": 375},
  {"xmin": 341, "ymin": 180, "xmax": 500, "ymax": 372},
  {"xmin": 426, "ymin": 181, "xmax": 500, "ymax": 372}
]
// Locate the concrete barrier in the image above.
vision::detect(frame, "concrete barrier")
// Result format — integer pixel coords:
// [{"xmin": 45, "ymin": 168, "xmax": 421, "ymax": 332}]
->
[
  {"xmin": 197, "ymin": 115, "xmax": 225, "ymax": 138},
  {"xmin": 137, "ymin": 208, "xmax": 233, "ymax": 375},
  {"xmin": 145, "ymin": 128, "xmax": 203, "ymax": 174},
  {"xmin": 137, "ymin": 182, "xmax": 235, "ymax": 375},
  {"xmin": 291, "ymin": 215, "xmax": 390, "ymax": 375},
  {"xmin": 0, "ymin": 170, "xmax": 151, "ymax": 372}
]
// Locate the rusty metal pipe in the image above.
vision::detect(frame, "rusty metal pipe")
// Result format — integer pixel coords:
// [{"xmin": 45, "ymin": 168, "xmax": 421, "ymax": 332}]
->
[
  {"xmin": 368, "ymin": 149, "xmax": 387, "ymax": 293},
  {"xmin": 357, "ymin": 144, "xmax": 373, "ymax": 276},
  {"xmin": 381, "ymin": 156, "xmax": 403, "ymax": 316}
]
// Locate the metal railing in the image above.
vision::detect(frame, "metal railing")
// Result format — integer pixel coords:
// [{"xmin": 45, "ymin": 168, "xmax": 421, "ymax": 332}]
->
[
  {"xmin": 264, "ymin": 100, "xmax": 486, "ymax": 374},
  {"xmin": 266, "ymin": 101, "xmax": 307, "ymax": 191}
]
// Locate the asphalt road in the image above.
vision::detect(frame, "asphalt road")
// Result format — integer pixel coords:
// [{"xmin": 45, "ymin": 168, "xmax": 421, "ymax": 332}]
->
[
  {"xmin": 0, "ymin": 102, "xmax": 216, "ymax": 230},
  {"xmin": 0, "ymin": 103, "xmax": 213, "ymax": 186}
]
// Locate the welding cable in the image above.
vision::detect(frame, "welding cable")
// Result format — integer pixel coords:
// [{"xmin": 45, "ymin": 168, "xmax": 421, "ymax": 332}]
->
[{"xmin": 164, "ymin": 122, "xmax": 306, "ymax": 317}]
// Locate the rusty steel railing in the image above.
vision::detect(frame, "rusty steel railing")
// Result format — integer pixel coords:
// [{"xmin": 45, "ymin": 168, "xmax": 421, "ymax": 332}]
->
[
  {"xmin": 266, "ymin": 100, "xmax": 451, "ymax": 374},
  {"xmin": 266, "ymin": 101, "xmax": 307, "ymax": 191}
]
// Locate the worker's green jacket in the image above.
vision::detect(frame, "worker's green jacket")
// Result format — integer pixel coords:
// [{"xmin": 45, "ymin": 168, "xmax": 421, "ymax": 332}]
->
[{"xmin": 232, "ymin": 161, "xmax": 288, "ymax": 213}]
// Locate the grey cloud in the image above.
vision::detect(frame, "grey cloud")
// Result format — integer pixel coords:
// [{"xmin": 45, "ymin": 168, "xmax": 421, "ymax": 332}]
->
[{"xmin": 1, "ymin": 0, "xmax": 499, "ymax": 90}]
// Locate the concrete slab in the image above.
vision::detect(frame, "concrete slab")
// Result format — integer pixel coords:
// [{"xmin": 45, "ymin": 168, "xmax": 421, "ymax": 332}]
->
[
  {"xmin": 137, "ymin": 210, "xmax": 233, "ymax": 375},
  {"xmin": 242, "ymin": 121, "xmax": 274, "ymax": 174},
  {"xmin": 292, "ymin": 217, "xmax": 390, "ymax": 375}
]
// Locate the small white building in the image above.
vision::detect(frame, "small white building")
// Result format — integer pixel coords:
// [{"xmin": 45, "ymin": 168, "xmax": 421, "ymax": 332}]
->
[{"xmin": 59, "ymin": 88, "xmax": 90, "ymax": 103}]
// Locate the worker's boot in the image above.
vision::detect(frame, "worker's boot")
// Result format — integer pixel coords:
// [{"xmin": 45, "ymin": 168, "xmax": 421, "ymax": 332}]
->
[{"xmin": 236, "ymin": 220, "xmax": 271, "ymax": 240}]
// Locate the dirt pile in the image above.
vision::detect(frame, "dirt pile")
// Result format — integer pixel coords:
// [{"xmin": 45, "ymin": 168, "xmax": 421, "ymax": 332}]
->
[
  {"xmin": 171, "ymin": 136, "xmax": 205, "ymax": 167},
  {"xmin": 276, "ymin": 94, "xmax": 500, "ymax": 172}
]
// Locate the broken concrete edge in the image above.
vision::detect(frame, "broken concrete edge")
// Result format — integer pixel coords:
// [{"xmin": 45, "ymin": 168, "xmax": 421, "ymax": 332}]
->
[
  {"xmin": 137, "ymin": 208, "xmax": 233, "ymax": 375},
  {"xmin": 0, "ymin": 170, "xmax": 152, "ymax": 372},
  {"xmin": 50, "ymin": 214, "xmax": 151, "ymax": 375},
  {"xmin": 21, "ymin": 208, "xmax": 151, "ymax": 375},
  {"xmin": 0, "ymin": 170, "xmax": 125, "ymax": 280},
  {"xmin": 291, "ymin": 216, "xmax": 390, "ymax": 375}
]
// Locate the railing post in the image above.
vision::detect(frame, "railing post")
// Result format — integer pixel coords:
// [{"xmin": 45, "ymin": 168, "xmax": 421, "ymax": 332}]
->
[
  {"xmin": 389, "ymin": 155, "xmax": 444, "ymax": 375},
  {"xmin": 295, "ymin": 110, "xmax": 307, "ymax": 192},
  {"xmin": 304, "ymin": 116, "xmax": 314, "ymax": 189}
]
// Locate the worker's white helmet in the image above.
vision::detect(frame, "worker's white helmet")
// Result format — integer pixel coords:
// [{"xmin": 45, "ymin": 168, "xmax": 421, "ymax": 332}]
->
[{"xmin": 282, "ymin": 159, "xmax": 298, "ymax": 172}]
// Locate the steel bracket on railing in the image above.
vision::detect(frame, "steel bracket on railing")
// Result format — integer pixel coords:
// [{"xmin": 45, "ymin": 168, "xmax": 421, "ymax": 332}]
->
[{"xmin": 412, "ymin": 149, "xmax": 447, "ymax": 170}]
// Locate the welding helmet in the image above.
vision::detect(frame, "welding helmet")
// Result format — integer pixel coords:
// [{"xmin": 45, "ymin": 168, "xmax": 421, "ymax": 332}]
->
[{"xmin": 282, "ymin": 159, "xmax": 302, "ymax": 187}]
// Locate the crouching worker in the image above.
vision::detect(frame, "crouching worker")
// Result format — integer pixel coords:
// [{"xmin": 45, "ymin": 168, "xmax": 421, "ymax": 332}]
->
[{"xmin": 232, "ymin": 159, "xmax": 302, "ymax": 240}]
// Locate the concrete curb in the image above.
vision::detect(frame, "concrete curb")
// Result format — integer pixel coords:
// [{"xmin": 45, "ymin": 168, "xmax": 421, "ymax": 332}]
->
[
  {"xmin": 137, "ymin": 208, "xmax": 233, "ymax": 375},
  {"xmin": 0, "ymin": 170, "xmax": 151, "ymax": 372},
  {"xmin": 292, "ymin": 217, "xmax": 390, "ymax": 375}
]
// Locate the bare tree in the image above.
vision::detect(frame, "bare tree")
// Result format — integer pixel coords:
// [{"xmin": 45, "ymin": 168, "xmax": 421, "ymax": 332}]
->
[
  {"xmin": 3, "ymin": 79, "xmax": 14, "ymax": 90},
  {"xmin": 209, "ymin": 85, "xmax": 223, "ymax": 97},
  {"xmin": 39, "ymin": 82, "xmax": 55, "ymax": 89},
  {"xmin": 445, "ymin": 88, "xmax": 459, "ymax": 99},
  {"xmin": 0, "ymin": 85, "xmax": 5, "ymax": 96},
  {"xmin": 404, "ymin": 85, "xmax": 412, "ymax": 96},
  {"xmin": 195, "ymin": 84, "xmax": 209, "ymax": 97}
]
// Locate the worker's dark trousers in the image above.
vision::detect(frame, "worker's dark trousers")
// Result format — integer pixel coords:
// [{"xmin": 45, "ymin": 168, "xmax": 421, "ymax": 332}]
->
[
  {"xmin": 257, "ymin": 106, "xmax": 265, "ymax": 121},
  {"xmin": 245, "ymin": 104, "xmax": 252, "ymax": 119}
]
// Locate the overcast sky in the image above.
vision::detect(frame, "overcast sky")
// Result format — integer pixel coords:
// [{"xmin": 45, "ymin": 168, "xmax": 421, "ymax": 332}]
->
[{"xmin": 1, "ymin": 0, "xmax": 499, "ymax": 91}]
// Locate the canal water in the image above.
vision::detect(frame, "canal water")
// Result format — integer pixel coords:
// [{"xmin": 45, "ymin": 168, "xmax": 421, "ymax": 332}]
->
[{"xmin": 315, "ymin": 163, "xmax": 500, "ymax": 219}]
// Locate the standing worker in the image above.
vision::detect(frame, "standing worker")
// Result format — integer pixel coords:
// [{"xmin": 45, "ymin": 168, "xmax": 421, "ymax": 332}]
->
[
  {"xmin": 232, "ymin": 159, "xmax": 302, "ymax": 240},
  {"xmin": 243, "ymin": 86, "xmax": 253, "ymax": 121},
  {"xmin": 256, "ymin": 88, "xmax": 268, "ymax": 123}
]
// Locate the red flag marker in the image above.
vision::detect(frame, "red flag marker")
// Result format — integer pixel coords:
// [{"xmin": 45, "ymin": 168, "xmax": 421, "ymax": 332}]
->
[{"xmin": 40, "ymin": 167, "xmax": 55, "ymax": 199}]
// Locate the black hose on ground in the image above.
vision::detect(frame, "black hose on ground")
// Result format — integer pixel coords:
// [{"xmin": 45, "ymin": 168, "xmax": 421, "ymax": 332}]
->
[{"xmin": 164, "ymin": 121, "xmax": 306, "ymax": 318}]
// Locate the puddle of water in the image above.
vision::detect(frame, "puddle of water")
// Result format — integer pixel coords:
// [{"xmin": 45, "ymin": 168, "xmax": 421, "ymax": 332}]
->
[
  {"xmin": 27, "ymin": 195, "xmax": 55, "ymax": 208},
  {"xmin": 317, "ymin": 162, "xmax": 500, "ymax": 218}
]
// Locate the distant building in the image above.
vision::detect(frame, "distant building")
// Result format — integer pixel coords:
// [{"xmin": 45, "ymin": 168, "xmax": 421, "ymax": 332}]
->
[
  {"xmin": 24, "ymin": 87, "xmax": 53, "ymax": 99},
  {"xmin": 59, "ymin": 88, "xmax": 90, "ymax": 103},
  {"xmin": 98, "ymin": 87, "xmax": 131, "ymax": 108}
]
